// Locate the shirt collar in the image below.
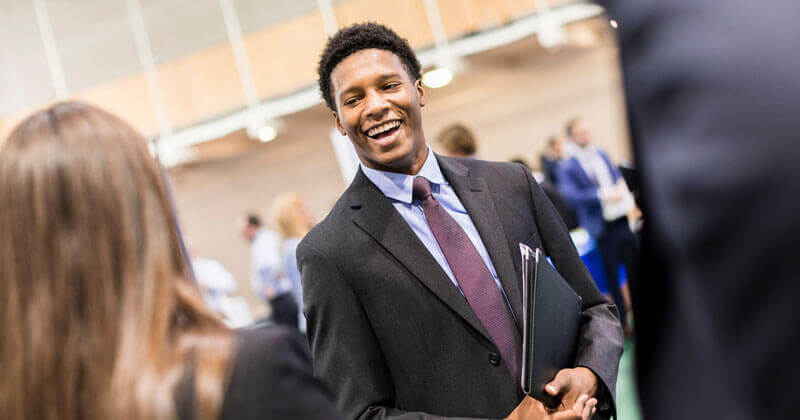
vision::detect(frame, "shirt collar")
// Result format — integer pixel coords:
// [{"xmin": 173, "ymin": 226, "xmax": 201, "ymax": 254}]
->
[
  {"xmin": 360, "ymin": 146, "xmax": 448, "ymax": 204},
  {"xmin": 574, "ymin": 144, "xmax": 600, "ymax": 160}
]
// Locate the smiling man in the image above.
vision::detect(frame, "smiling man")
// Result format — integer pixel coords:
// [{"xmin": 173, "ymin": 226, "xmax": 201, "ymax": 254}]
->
[{"xmin": 298, "ymin": 23, "xmax": 623, "ymax": 420}]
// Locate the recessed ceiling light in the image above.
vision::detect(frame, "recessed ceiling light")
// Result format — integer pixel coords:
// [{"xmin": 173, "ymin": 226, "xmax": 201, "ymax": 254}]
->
[{"xmin": 257, "ymin": 126, "xmax": 277, "ymax": 142}]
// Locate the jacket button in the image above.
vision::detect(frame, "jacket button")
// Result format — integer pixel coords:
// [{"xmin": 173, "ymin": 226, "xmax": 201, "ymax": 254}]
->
[{"xmin": 488, "ymin": 353, "xmax": 501, "ymax": 365}]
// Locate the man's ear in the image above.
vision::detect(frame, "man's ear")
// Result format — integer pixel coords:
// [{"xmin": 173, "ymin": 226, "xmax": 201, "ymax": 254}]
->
[
  {"xmin": 416, "ymin": 79, "xmax": 426, "ymax": 107},
  {"xmin": 333, "ymin": 111, "xmax": 347, "ymax": 136}
]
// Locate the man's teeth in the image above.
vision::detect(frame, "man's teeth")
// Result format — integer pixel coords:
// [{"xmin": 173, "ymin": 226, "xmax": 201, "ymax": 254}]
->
[{"xmin": 367, "ymin": 120, "xmax": 400, "ymax": 137}]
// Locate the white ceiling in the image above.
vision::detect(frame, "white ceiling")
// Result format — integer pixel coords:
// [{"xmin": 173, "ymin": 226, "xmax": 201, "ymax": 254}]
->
[{"xmin": 0, "ymin": 0, "xmax": 345, "ymax": 114}]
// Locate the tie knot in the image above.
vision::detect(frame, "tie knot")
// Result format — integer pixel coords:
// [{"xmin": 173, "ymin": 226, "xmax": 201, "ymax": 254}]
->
[{"xmin": 413, "ymin": 176, "xmax": 432, "ymax": 201}]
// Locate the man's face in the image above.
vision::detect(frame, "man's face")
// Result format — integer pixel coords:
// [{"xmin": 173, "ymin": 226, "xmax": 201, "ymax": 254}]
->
[
  {"xmin": 235, "ymin": 217, "xmax": 256, "ymax": 243},
  {"xmin": 571, "ymin": 120, "xmax": 592, "ymax": 147},
  {"xmin": 330, "ymin": 49, "xmax": 428, "ymax": 175},
  {"xmin": 552, "ymin": 137, "xmax": 565, "ymax": 158}
]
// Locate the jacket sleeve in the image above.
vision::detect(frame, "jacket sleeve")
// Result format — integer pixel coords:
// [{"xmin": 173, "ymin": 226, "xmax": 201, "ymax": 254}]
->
[
  {"xmin": 556, "ymin": 162, "xmax": 601, "ymax": 207},
  {"xmin": 297, "ymin": 241, "xmax": 490, "ymax": 420},
  {"xmin": 520, "ymin": 164, "xmax": 624, "ymax": 420}
]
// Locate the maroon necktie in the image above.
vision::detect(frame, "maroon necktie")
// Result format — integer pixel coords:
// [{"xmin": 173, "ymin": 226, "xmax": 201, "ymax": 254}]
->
[{"xmin": 413, "ymin": 176, "xmax": 521, "ymax": 382}]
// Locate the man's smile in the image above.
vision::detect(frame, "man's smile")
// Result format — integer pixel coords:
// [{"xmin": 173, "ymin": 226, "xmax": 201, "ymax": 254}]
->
[
  {"xmin": 362, "ymin": 119, "xmax": 403, "ymax": 147},
  {"xmin": 364, "ymin": 119, "xmax": 402, "ymax": 139}
]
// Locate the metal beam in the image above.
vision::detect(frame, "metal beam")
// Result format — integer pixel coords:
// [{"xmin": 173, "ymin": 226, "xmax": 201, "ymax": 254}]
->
[
  {"xmin": 32, "ymin": 0, "xmax": 68, "ymax": 99},
  {"xmin": 125, "ymin": 0, "xmax": 172, "ymax": 139},
  {"xmin": 218, "ymin": 0, "xmax": 261, "ymax": 110},
  {"xmin": 315, "ymin": 0, "xmax": 339, "ymax": 36}
]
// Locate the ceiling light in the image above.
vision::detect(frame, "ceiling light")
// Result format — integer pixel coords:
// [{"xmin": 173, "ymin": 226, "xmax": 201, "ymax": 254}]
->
[
  {"xmin": 422, "ymin": 68, "xmax": 454, "ymax": 88},
  {"xmin": 246, "ymin": 118, "xmax": 283, "ymax": 143},
  {"xmin": 257, "ymin": 126, "xmax": 277, "ymax": 142},
  {"xmin": 537, "ymin": 14, "xmax": 566, "ymax": 50},
  {"xmin": 609, "ymin": 19, "xmax": 619, "ymax": 29}
]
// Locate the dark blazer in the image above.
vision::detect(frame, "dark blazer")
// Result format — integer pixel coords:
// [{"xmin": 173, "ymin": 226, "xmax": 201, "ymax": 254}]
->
[
  {"xmin": 540, "ymin": 155, "xmax": 561, "ymax": 185},
  {"xmin": 557, "ymin": 153, "xmax": 622, "ymax": 239},
  {"xmin": 600, "ymin": 1, "xmax": 800, "ymax": 419},
  {"xmin": 298, "ymin": 155, "xmax": 623, "ymax": 419},
  {"xmin": 177, "ymin": 325, "xmax": 341, "ymax": 420}
]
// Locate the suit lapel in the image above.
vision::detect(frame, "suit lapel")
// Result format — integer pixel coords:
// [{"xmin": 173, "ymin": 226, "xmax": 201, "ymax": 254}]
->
[
  {"xmin": 599, "ymin": 151, "xmax": 621, "ymax": 183},
  {"xmin": 438, "ymin": 156, "xmax": 524, "ymax": 332},
  {"xmin": 348, "ymin": 169, "xmax": 492, "ymax": 343},
  {"xmin": 571, "ymin": 157, "xmax": 598, "ymax": 187}
]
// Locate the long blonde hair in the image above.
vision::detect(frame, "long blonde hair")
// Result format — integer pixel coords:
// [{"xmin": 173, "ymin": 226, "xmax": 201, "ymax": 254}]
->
[
  {"xmin": 272, "ymin": 193, "xmax": 314, "ymax": 240},
  {"xmin": 0, "ymin": 102, "xmax": 232, "ymax": 420}
]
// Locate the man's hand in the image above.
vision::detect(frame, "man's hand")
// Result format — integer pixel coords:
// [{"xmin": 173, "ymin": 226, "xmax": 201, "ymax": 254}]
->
[
  {"xmin": 262, "ymin": 284, "xmax": 277, "ymax": 299},
  {"xmin": 505, "ymin": 395, "xmax": 597, "ymax": 420},
  {"xmin": 545, "ymin": 367, "xmax": 600, "ymax": 413},
  {"xmin": 600, "ymin": 185, "xmax": 624, "ymax": 203}
]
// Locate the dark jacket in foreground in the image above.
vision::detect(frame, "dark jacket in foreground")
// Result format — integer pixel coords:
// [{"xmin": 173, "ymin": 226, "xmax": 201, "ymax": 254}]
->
[
  {"xmin": 177, "ymin": 325, "xmax": 341, "ymax": 420},
  {"xmin": 601, "ymin": 1, "xmax": 800, "ymax": 419},
  {"xmin": 298, "ymin": 155, "xmax": 623, "ymax": 419}
]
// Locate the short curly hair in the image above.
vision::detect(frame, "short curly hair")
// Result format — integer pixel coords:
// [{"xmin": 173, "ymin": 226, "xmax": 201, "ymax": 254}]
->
[{"xmin": 317, "ymin": 22, "xmax": 422, "ymax": 111}]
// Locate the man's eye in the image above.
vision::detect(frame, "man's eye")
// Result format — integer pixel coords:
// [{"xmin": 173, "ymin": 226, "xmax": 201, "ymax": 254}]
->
[
  {"xmin": 344, "ymin": 97, "xmax": 360, "ymax": 106},
  {"xmin": 383, "ymin": 83, "xmax": 400, "ymax": 90}
]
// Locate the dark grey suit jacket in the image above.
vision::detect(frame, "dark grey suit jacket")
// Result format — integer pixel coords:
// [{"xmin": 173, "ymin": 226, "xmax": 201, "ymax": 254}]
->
[
  {"xmin": 600, "ymin": 1, "xmax": 800, "ymax": 419},
  {"xmin": 298, "ymin": 155, "xmax": 623, "ymax": 419}
]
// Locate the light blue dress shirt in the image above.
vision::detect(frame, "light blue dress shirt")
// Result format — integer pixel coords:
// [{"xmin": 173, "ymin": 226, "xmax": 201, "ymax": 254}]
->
[
  {"xmin": 360, "ymin": 148, "xmax": 509, "ymax": 302},
  {"xmin": 250, "ymin": 228, "xmax": 292, "ymax": 300}
]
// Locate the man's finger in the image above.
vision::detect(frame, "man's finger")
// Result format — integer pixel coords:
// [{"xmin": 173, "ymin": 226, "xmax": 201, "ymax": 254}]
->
[
  {"xmin": 572, "ymin": 394, "xmax": 588, "ymax": 412},
  {"xmin": 581, "ymin": 398, "xmax": 597, "ymax": 420},
  {"xmin": 546, "ymin": 370, "xmax": 571, "ymax": 396}
]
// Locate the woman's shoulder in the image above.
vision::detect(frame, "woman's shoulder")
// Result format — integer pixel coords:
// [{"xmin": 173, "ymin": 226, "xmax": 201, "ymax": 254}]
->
[
  {"xmin": 281, "ymin": 237, "xmax": 301, "ymax": 255},
  {"xmin": 235, "ymin": 323, "xmax": 304, "ymax": 358},
  {"xmin": 225, "ymin": 325, "xmax": 311, "ymax": 392},
  {"xmin": 219, "ymin": 324, "xmax": 339, "ymax": 420}
]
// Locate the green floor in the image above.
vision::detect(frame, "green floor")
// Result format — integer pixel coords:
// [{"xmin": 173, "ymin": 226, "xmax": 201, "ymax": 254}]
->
[{"xmin": 615, "ymin": 337, "xmax": 642, "ymax": 420}]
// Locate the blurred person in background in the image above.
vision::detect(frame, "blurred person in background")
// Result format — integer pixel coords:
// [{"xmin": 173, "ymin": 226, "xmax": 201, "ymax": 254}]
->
[
  {"xmin": 188, "ymin": 239, "xmax": 254, "ymax": 328},
  {"xmin": 300, "ymin": 22, "xmax": 621, "ymax": 420},
  {"xmin": 558, "ymin": 117, "xmax": 637, "ymax": 332},
  {"xmin": 540, "ymin": 135, "xmax": 566, "ymax": 186},
  {"xmin": 600, "ymin": 1, "xmax": 800, "ymax": 419},
  {"xmin": 271, "ymin": 193, "xmax": 315, "ymax": 333},
  {"xmin": 0, "ymin": 101, "xmax": 340, "ymax": 420},
  {"xmin": 436, "ymin": 123, "xmax": 478, "ymax": 158},
  {"xmin": 236, "ymin": 213, "xmax": 298, "ymax": 328},
  {"xmin": 511, "ymin": 157, "xmax": 578, "ymax": 231}
]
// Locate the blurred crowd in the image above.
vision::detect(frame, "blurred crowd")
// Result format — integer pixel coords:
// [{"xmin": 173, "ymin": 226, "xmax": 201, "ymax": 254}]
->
[{"xmin": 437, "ymin": 118, "xmax": 640, "ymax": 335}]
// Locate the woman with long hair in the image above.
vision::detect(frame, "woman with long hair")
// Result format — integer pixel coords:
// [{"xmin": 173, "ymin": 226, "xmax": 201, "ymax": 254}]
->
[{"xmin": 0, "ymin": 101, "xmax": 339, "ymax": 420}]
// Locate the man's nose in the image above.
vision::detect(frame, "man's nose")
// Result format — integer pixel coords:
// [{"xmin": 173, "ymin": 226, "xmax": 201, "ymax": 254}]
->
[{"xmin": 363, "ymin": 90, "xmax": 389, "ymax": 119}]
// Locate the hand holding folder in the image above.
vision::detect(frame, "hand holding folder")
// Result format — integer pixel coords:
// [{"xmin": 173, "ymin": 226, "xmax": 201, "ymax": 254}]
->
[{"xmin": 519, "ymin": 244, "xmax": 583, "ymax": 408}]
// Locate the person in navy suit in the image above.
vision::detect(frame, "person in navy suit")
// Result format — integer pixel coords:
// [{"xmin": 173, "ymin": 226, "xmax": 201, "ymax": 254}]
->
[{"xmin": 557, "ymin": 118, "xmax": 637, "ymax": 330}]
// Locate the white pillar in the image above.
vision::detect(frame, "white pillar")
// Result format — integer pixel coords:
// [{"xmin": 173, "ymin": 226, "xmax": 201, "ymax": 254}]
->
[{"xmin": 329, "ymin": 127, "xmax": 360, "ymax": 184}]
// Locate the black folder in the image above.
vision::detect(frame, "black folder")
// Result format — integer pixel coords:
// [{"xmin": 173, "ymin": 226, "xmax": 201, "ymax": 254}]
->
[{"xmin": 519, "ymin": 244, "xmax": 582, "ymax": 407}]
